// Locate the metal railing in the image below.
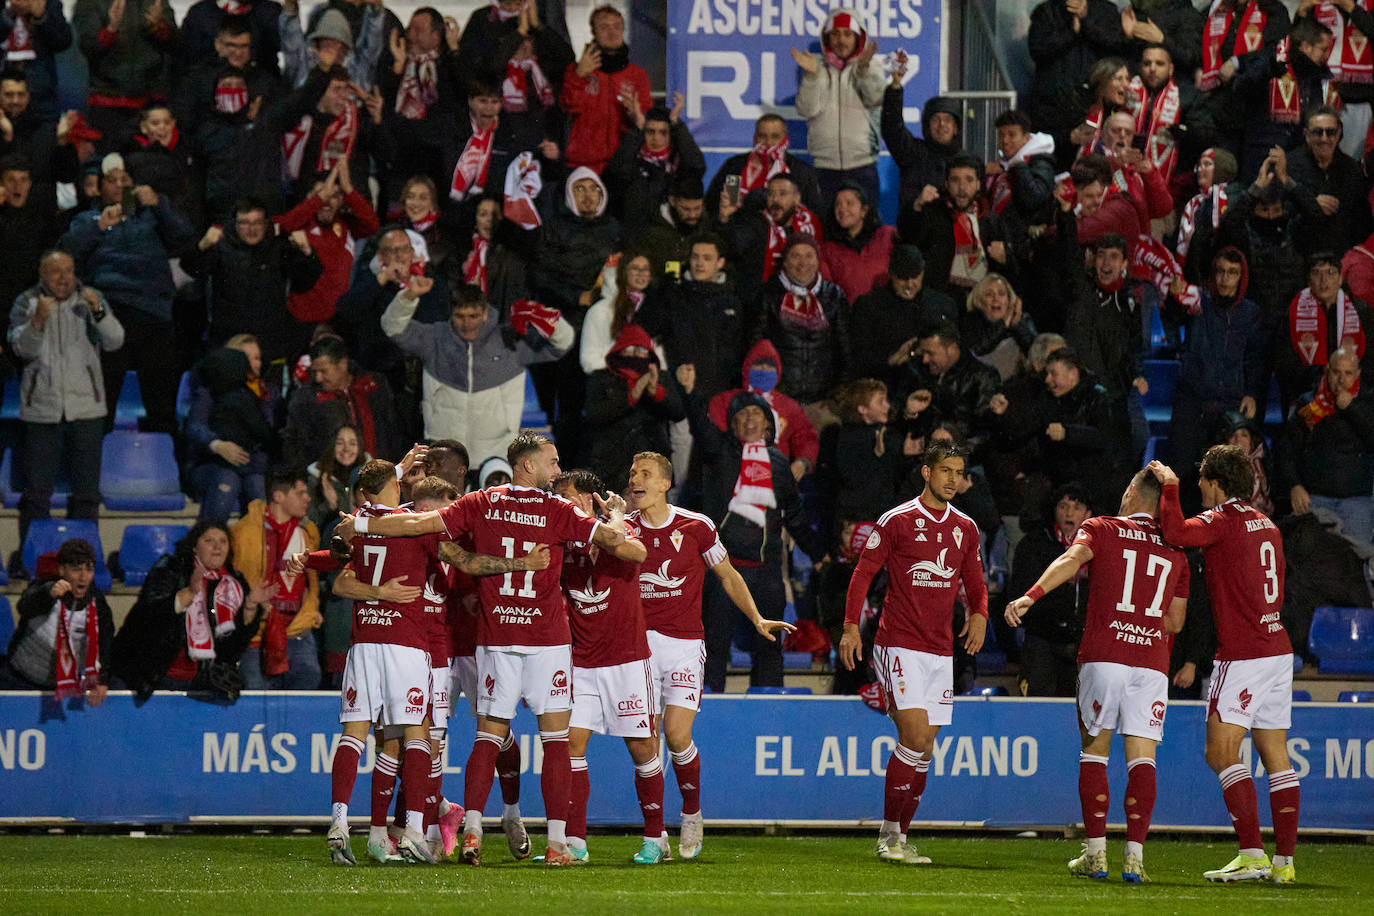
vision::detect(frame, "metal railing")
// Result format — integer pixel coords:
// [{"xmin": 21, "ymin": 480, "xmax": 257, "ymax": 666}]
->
[
  {"xmin": 951, "ymin": 0, "xmax": 1018, "ymax": 164},
  {"xmin": 941, "ymin": 91, "xmax": 1019, "ymax": 165}
]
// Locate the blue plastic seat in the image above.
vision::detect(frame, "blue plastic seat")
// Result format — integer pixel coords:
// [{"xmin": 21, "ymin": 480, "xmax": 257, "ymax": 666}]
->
[
  {"xmin": 0, "ymin": 594, "xmax": 13, "ymax": 653},
  {"xmin": 1, "ymin": 376, "xmax": 18, "ymax": 420},
  {"xmin": 1291, "ymin": 690, "xmax": 1311, "ymax": 702},
  {"xmin": 977, "ymin": 649, "xmax": 1008, "ymax": 674},
  {"xmin": 113, "ymin": 370, "xmax": 145, "ymax": 430},
  {"xmin": 1308, "ymin": 606, "xmax": 1374, "ymax": 676},
  {"xmin": 1142, "ymin": 359, "xmax": 1179, "ymax": 410},
  {"xmin": 99, "ymin": 432, "xmax": 186, "ymax": 511},
  {"xmin": 21, "ymin": 519, "xmax": 111, "ymax": 591},
  {"xmin": 174, "ymin": 371, "xmax": 193, "ymax": 426},
  {"xmin": 117, "ymin": 524, "xmax": 188, "ymax": 586},
  {"xmin": 963, "ymin": 685, "xmax": 1009, "ymax": 697},
  {"xmin": 1293, "ymin": 654, "xmax": 1304, "ymax": 675},
  {"xmin": 782, "ymin": 651, "xmax": 812, "ymax": 670},
  {"xmin": 729, "ymin": 648, "xmax": 750, "ymax": 668},
  {"xmin": 0, "ymin": 445, "xmax": 71, "ymax": 510},
  {"xmin": 519, "ymin": 372, "xmax": 548, "ymax": 429},
  {"xmin": 746, "ymin": 685, "xmax": 813, "ymax": 695},
  {"xmin": 1337, "ymin": 691, "xmax": 1374, "ymax": 703}
]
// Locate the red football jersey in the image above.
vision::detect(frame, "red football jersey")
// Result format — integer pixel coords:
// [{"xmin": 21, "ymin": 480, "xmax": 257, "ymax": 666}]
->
[
  {"xmin": 442, "ymin": 532, "xmax": 479, "ymax": 659},
  {"xmin": 629, "ymin": 506, "xmax": 728, "ymax": 640},
  {"xmin": 1158, "ymin": 486, "xmax": 1289, "ymax": 661},
  {"xmin": 563, "ymin": 541, "xmax": 650, "ymax": 668},
  {"xmin": 438, "ymin": 485, "xmax": 599, "ymax": 647},
  {"xmin": 1073, "ymin": 514, "xmax": 1190, "ymax": 674},
  {"xmin": 420, "ymin": 557, "xmax": 454, "ymax": 668},
  {"xmin": 848, "ymin": 498, "xmax": 988, "ymax": 656},
  {"xmin": 347, "ymin": 504, "xmax": 439, "ymax": 651}
]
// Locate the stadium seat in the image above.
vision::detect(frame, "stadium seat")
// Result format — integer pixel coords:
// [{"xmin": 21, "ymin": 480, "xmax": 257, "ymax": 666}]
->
[
  {"xmin": 977, "ymin": 649, "xmax": 1008, "ymax": 674},
  {"xmin": 782, "ymin": 652, "xmax": 812, "ymax": 670},
  {"xmin": 1308, "ymin": 606, "xmax": 1374, "ymax": 676},
  {"xmin": 0, "ymin": 594, "xmax": 13, "ymax": 654},
  {"xmin": 113, "ymin": 370, "xmax": 146, "ymax": 430},
  {"xmin": 519, "ymin": 373, "xmax": 547, "ymax": 429},
  {"xmin": 1293, "ymin": 654, "xmax": 1304, "ymax": 675},
  {"xmin": 175, "ymin": 371, "xmax": 193, "ymax": 426},
  {"xmin": 746, "ymin": 685, "xmax": 813, "ymax": 695},
  {"xmin": 99, "ymin": 432, "xmax": 186, "ymax": 511},
  {"xmin": 0, "ymin": 445, "xmax": 71, "ymax": 510},
  {"xmin": 729, "ymin": 648, "xmax": 750, "ymax": 668},
  {"xmin": 1, "ymin": 376, "xmax": 18, "ymax": 420},
  {"xmin": 964, "ymin": 685, "xmax": 1009, "ymax": 697},
  {"xmin": 1337, "ymin": 691, "xmax": 1374, "ymax": 703},
  {"xmin": 1291, "ymin": 690, "xmax": 1311, "ymax": 702},
  {"xmin": 116, "ymin": 524, "xmax": 188, "ymax": 586},
  {"xmin": 1142, "ymin": 359, "xmax": 1178, "ymax": 410},
  {"xmin": 21, "ymin": 519, "xmax": 111, "ymax": 591}
]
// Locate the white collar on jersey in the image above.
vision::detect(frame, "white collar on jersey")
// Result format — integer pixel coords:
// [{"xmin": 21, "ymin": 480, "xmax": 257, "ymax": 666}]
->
[
  {"xmin": 1125, "ymin": 512, "xmax": 1153, "ymax": 520},
  {"xmin": 635, "ymin": 504, "xmax": 677, "ymax": 530},
  {"xmin": 914, "ymin": 498, "xmax": 951, "ymax": 525},
  {"xmin": 364, "ymin": 501, "xmax": 397, "ymax": 511}
]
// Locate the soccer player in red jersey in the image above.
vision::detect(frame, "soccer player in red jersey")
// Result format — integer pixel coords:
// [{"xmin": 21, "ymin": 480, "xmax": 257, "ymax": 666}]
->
[
  {"xmin": 624, "ymin": 451, "xmax": 794, "ymax": 859},
  {"xmin": 838, "ymin": 441, "xmax": 988, "ymax": 865},
  {"xmin": 336, "ymin": 431, "xmax": 645, "ymax": 866},
  {"xmin": 553, "ymin": 470, "xmax": 667, "ymax": 865},
  {"xmin": 1148, "ymin": 449, "xmax": 1298, "ymax": 884},
  {"xmin": 1005, "ymin": 469, "xmax": 1190, "ymax": 883}
]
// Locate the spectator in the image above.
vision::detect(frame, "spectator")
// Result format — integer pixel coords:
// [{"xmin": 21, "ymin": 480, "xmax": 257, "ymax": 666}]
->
[
  {"xmin": 1344, "ymin": 224, "xmax": 1374, "ymax": 308},
  {"xmin": 961, "ymin": 273, "xmax": 1037, "ymax": 381},
  {"xmin": 882, "ymin": 55, "xmax": 965, "ymax": 219},
  {"xmin": 393, "ymin": 175, "xmax": 454, "ymax": 271},
  {"xmin": 1229, "ymin": 15, "xmax": 1336, "ymax": 180},
  {"xmin": 183, "ymin": 197, "xmax": 323, "ymax": 362},
  {"xmin": 231, "ymin": 468, "xmax": 322, "ymax": 689},
  {"xmin": 376, "ymin": 6, "xmax": 459, "ymax": 199},
  {"xmin": 1123, "ymin": 0, "xmax": 1204, "ymax": 80},
  {"xmin": 983, "ymin": 331, "xmax": 1067, "ymax": 515},
  {"xmin": 0, "ymin": 0, "xmax": 73, "ymax": 123},
  {"xmin": 306, "ymin": 422, "xmax": 366, "ymax": 534},
  {"xmin": 559, "ymin": 4, "xmax": 649, "ymax": 173},
  {"xmin": 273, "ymin": 158, "xmax": 380, "ymax": 329},
  {"xmin": 1098, "ymin": 109, "xmax": 1175, "ymax": 228},
  {"xmin": 753, "ymin": 231, "xmax": 849, "ymax": 413},
  {"xmin": 119, "ymin": 109, "xmax": 196, "ymax": 232},
  {"xmin": 476, "ymin": 455, "xmax": 511, "ymax": 489},
  {"xmin": 176, "ymin": 0, "xmax": 282, "ymax": 81},
  {"xmin": 704, "ymin": 112, "xmax": 822, "ymax": 221},
  {"xmin": 2, "ymin": 539, "xmax": 114, "ymax": 701},
  {"xmin": 819, "ymin": 378, "xmax": 904, "ymax": 532},
  {"xmin": 847, "ymin": 244, "xmax": 957, "ymax": 387},
  {"xmin": 604, "ymin": 96, "xmax": 705, "ymax": 233},
  {"xmin": 0, "ymin": 155, "xmax": 59, "ymax": 342},
  {"xmin": 442, "ymin": 75, "xmax": 543, "ymax": 219},
  {"xmin": 580, "ymin": 249, "xmax": 661, "ymax": 374},
  {"xmin": 897, "ymin": 153, "xmax": 1015, "ymax": 309},
  {"xmin": 1165, "ymin": 247, "xmax": 1265, "ymax": 511},
  {"xmin": 1279, "ymin": 345, "xmax": 1374, "ymax": 543},
  {"xmin": 985, "ymin": 109, "xmax": 1056, "ymax": 267},
  {"xmin": 1122, "ymin": 42, "xmax": 1215, "ymax": 193},
  {"xmin": 190, "ymin": 61, "xmax": 284, "ymax": 219},
  {"xmin": 1221, "ymin": 408, "xmax": 1273, "ymax": 516},
  {"xmin": 1069, "ymin": 57, "xmax": 1131, "ymax": 162},
  {"xmin": 172, "ymin": 17, "xmax": 277, "ymax": 138},
  {"xmin": 280, "ymin": 62, "xmax": 392, "ymax": 205},
  {"xmin": 459, "ymin": 0, "xmax": 572, "ymax": 98},
  {"xmin": 111, "ymin": 520, "xmax": 274, "ymax": 701},
  {"xmin": 0, "ymin": 73, "xmax": 80, "ymax": 208},
  {"xmin": 282, "ymin": 335, "xmax": 403, "ymax": 466},
  {"xmin": 380, "ymin": 279, "xmax": 572, "ymax": 468},
  {"xmin": 819, "ymin": 180, "xmax": 894, "ymax": 304},
  {"xmin": 582, "ymin": 323, "xmax": 684, "ymax": 492},
  {"xmin": 708, "ymin": 339, "xmax": 819, "ymax": 482},
  {"xmin": 793, "ymin": 7, "xmax": 886, "ymax": 204},
  {"xmin": 898, "ymin": 318, "xmax": 1000, "ymax": 458},
  {"xmin": 185, "ymin": 343, "xmax": 277, "ymax": 521},
  {"xmin": 7, "ymin": 250, "xmax": 121, "ymax": 543},
  {"xmin": 72, "ymin": 0, "xmax": 178, "ymax": 149},
  {"xmin": 454, "ymin": 193, "xmax": 529, "ymax": 318},
  {"xmin": 58, "ymin": 152, "xmax": 193, "ymax": 433},
  {"xmin": 635, "ymin": 171, "xmax": 707, "ymax": 278},
  {"xmin": 1025, "ymin": 0, "xmax": 1130, "ymax": 169},
  {"xmin": 681, "ymin": 381, "xmax": 824, "ymax": 690},
  {"xmin": 280, "ymin": 2, "xmax": 390, "ymax": 92},
  {"xmin": 1176, "ymin": 146, "xmax": 1239, "ymax": 273},
  {"xmin": 1273, "ymin": 251, "xmax": 1374, "ymax": 413},
  {"xmin": 1069, "ymin": 153, "xmax": 1142, "ymax": 256},
  {"xmin": 1008, "ymin": 483, "xmax": 1093, "ymax": 697},
  {"xmin": 717, "ymin": 171, "xmax": 821, "ymax": 307},
  {"xmin": 1286, "ymin": 104, "xmax": 1372, "ymax": 256},
  {"xmin": 1168, "ymin": 550, "xmax": 1214, "ymax": 699}
]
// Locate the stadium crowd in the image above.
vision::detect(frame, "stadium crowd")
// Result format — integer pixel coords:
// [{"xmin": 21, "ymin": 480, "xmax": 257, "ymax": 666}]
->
[{"xmin": 4, "ymin": 0, "xmax": 1374, "ymax": 705}]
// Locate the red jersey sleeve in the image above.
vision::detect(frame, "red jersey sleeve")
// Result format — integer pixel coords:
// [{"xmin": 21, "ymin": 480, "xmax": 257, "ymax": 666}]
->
[
  {"xmin": 960, "ymin": 522, "xmax": 988, "ymax": 618},
  {"xmin": 1158, "ymin": 483, "xmax": 1225, "ymax": 548},
  {"xmin": 438, "ymin": 493, "xmax": 478, "ymax": 541},
  {"xmin": 548, "ymin": 496, "xmax": 600, "ymax": 545},
  {"xmin": 304, "ymin": 548, "xmax": 341, "ymax": 572}
]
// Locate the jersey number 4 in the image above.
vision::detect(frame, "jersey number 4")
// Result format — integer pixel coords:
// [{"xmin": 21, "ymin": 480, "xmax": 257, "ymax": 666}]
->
[
  {"xmin": 498, "ymin": 537, "xmax": 537, "ymax": 598},
  {"xmin": 1115, "ymin": 548, "xmax": 1173, "ymax": 618}
]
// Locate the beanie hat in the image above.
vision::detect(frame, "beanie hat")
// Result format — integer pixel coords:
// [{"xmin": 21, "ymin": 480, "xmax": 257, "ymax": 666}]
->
[
  {"xmin": 889, "ymin": 244, "xmax": 925, "ymax": 279},
  {"xmin": 308, "ymin": 9, "xmax": 354, "ymax": 50}
]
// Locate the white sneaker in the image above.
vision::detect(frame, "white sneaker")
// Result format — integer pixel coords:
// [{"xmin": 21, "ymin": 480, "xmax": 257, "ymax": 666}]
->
[{"xmin": 678, "ymin": 811, "xmax": 704, "ymax": 859}]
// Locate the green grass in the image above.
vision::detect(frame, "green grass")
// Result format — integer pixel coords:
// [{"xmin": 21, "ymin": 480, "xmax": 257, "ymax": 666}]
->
[{"xmin": 1, "ymin": 833, "xmax": 1371, "ymax": 914}]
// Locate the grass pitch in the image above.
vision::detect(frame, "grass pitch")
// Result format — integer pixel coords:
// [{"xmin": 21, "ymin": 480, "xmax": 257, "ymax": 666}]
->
[{"xmin": 1, "ymin": 832, "xmax": 1371, "ymax": 914}]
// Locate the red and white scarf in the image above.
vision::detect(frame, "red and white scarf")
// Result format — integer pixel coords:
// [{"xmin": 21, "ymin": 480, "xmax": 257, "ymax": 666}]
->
[
  {"xmin": 742, "ymin": 140, "xmax": 788, "ymax": 192},
  {"xmin": 1076, "ymin": 104, "xmax": 1107, "ymax": 160},
  {"xmin": 450, "ymin": 116, "xmax": 496, "ymax": 202},
  {"xmin": 950, "ymin": 201, "xmax": 988, "ymax": 289},
  {"xmin": 261, "ymin": 515, "xmax": 304, "ymax": 676},
  {"xmin": 185, "ymin": 564, "xmax": 244, "ymax": 661},
  {"xmin": 989, "ymin": 131, "xmax": 1055, "ymax": 214},
  {"xmin": 1290, "ymin": 287, "xmax": 1366, "ymax": 366},
  {"xmin": 217, "ymin": 0, "xmax": 250, "ymax": 13},
  {"xmin": 215, "ymin": 84, "xmax": 248, "ymax": 114},
  {"xmin": 1134, "ymin": 233, "xmax": 1201, "ymax": 313},
  {"xmin": 503, "ymin": 151, "xmax": 543, "ymax": 229},
  {"xmin": 1299, "ymin": 370, "xmax": 1361, "ymax": 427},
  {"xmin": 777, "ymin": 269, "xmax": 829, "ymax": 332},
  {"xmin": 1201, "ymin": 0, "xmax": 1270, "ymax": 90},
  {"xmin": 1176, "ymin": 181, "xmax": 1229, "ymax": 259},
  {"xmin": 395, "ymin": 50, "xmax": 439, "ymax": 119},
  {"xmin": 1125, "ymin": 77, "xmax": 1181, "ymax": 182},
  {"xmin": 3, "ymin": 12, "xmax": 34, "ymax": 62},
  {"xmin": 728, "ymin": 441, "xmax": 776, "ymax": 526},
  {"xmin": 135, "ymin": 128, "xmax": 180, "ymax": 151},
  {"xmin": 462, "ymin": 234, "xmax": 489, "ymax": 292},
  {"xmin": 503, "ymin": 57, "xmax": 554, "ymax": 112},
  {"xmin": 763, "ymin": 204, "xmax": 820, "ymax": 280},
  {"xmin": 1269, "ymin": 38, "xmax": 1342, "ymax": 124},
  {"xmin": 54, "ymin": 596, "xmax": 99, "ymax": 699},
  {"xmin": 822, "ymin": 11, "xmax": 866, "ymax": 71},
  {"xmin": 638, "ymin": 142, "xmax": 673, "ymax": 169},
  {"xmin": 1316, "ymin": 1, "xmax": 1374, "ymax": 84},
  {"xmin": 282, "ymin": 104, "xmax": 358, "ymax": 181}
]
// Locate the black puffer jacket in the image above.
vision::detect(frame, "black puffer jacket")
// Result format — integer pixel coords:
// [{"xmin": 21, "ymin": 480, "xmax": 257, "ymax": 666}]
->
[
  {"xmin": 847, "ymin": 284, "xmax": 957, "ymax": 387},
  {"xmin": 753, "ymin": 273, "xmax": 849, "ymax": 404},
  {"xmin": 897, "ymin": 349, "xmax": 1001, "ymax": 454},
  {"xmin": 1277, "ymin": 388, "xmax": 1374, "ymax": 498},
  {"xmin": 582, "ymin": 368, "xmax": 686, "ymax": 494},
  {"xmin": 604, "ymin": 122, "xmax": 706, "ymax": 232},
  {"xmin": 639, "ymin": 274, "xmax": 749, "ymax": 402},
  {"xmin": 882, "ymin": 88, "xmax": 963, "ymax": 217},
  {"xmin": 1017, "ymin": 374, "xmax": 1130, "ymax": 506},
  {"xmin": 1009, "ymin": 524, "xmax": 1088, "ymax": 646},
  {"xmin": 1065, "ymin": 281, "xmax": 1145, "ymax": 401},
  {"xmin": 1025, "ymin": 0, "xmax": 1131, "ymax": 143},
  {"xmin": 896, "ymin": 197, "xmax": 1017, "ymax": 308},
  {"xmin": 531, "ymin": 209, "xmax": 621, "ymax": 319}
]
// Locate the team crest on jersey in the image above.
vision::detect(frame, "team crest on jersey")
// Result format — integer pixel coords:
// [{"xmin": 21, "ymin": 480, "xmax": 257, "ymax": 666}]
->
[
  {"xmin": 952, "ymin": 527, "xmax": 963, "ymax": 549},
  {"xmin": 914, "ymin": 518, "xmax": 925, "ymax": 529},
  {"xmin": 865, "ymin": 529, "xmax": 881, "ymax": 550},
  {"xmin": 670, "ymin": 529, "xmax": 684, "ymax": 552}
]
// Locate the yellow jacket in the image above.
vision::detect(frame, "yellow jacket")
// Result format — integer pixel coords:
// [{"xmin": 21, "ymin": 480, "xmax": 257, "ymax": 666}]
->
[{"xmin": 230, "ymin": 500, "xmax": 321, "ymax": 638}]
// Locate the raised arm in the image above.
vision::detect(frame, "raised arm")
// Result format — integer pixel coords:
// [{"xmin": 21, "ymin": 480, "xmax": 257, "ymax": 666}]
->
[{"xmin": 1148, "ymin": 461, "xmax": 1224, "ymax": 548}]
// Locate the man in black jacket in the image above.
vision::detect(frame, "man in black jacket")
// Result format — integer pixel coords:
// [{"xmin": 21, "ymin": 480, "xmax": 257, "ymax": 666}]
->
[
  {"xmin": 604, "ymin": 101, "xmax": 705, "ymax": 233},
  {"xmin": 0, "ymin": 154, "xmax": 58, "ymax": 343},
  {"xmin": 849, "ymin": 244, "xmax": 957, "ymax": 390},
  {"xmin": 752, "ymin": 232, "xmax": 848, "ymax": 409},
  {"xmin": 881, "ymin": 53, "xmax": 964, "ymax": 220},
  {"xmin": 705, "ymin": 113, "xmax": 821, "ymax": 222},
  {"xmin": 899, "ymin": 319, "xmax": 1000, "ymax": 460},
  {"xmin": 182, "ymin": 198, "xmax": 323, "ymax": 364},
  {"xmin": 1285, "ymin": 105, "xmax": 1373, "ymax": 257}
]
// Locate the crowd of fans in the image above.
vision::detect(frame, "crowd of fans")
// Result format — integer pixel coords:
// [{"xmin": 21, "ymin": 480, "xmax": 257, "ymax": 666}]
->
[{"xmin": 4, "ymin": 0, "xmax": 1374, "ymax": 701}]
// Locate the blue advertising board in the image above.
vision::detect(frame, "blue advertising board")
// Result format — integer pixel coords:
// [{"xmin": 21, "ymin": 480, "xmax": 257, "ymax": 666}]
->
[{"xmin": 1, "ymin": 692, "xmax": 1371, "ymax": 830}]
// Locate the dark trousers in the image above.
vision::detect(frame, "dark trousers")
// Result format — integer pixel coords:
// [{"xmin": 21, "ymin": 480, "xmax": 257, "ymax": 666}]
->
[
  {"xmin": 1021, "ymin": 632, "xmax": 1079, "ymax": 698},
  {"xmin": 704, "ymin": 561, "xmax": 784, "ymax": 691},
  {"xmin": 100, "ymin": 308, "xmax": 180, "ymax": 434},
  {"xmin": 18, "ymin": 417, "xmax": 104, "ymax": 543}
]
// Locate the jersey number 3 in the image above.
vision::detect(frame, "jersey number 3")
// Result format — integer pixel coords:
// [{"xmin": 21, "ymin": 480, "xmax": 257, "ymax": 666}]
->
[{"xmin": 1115, "ymin": 548, "xmax": 1173, "ymax": 618}]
